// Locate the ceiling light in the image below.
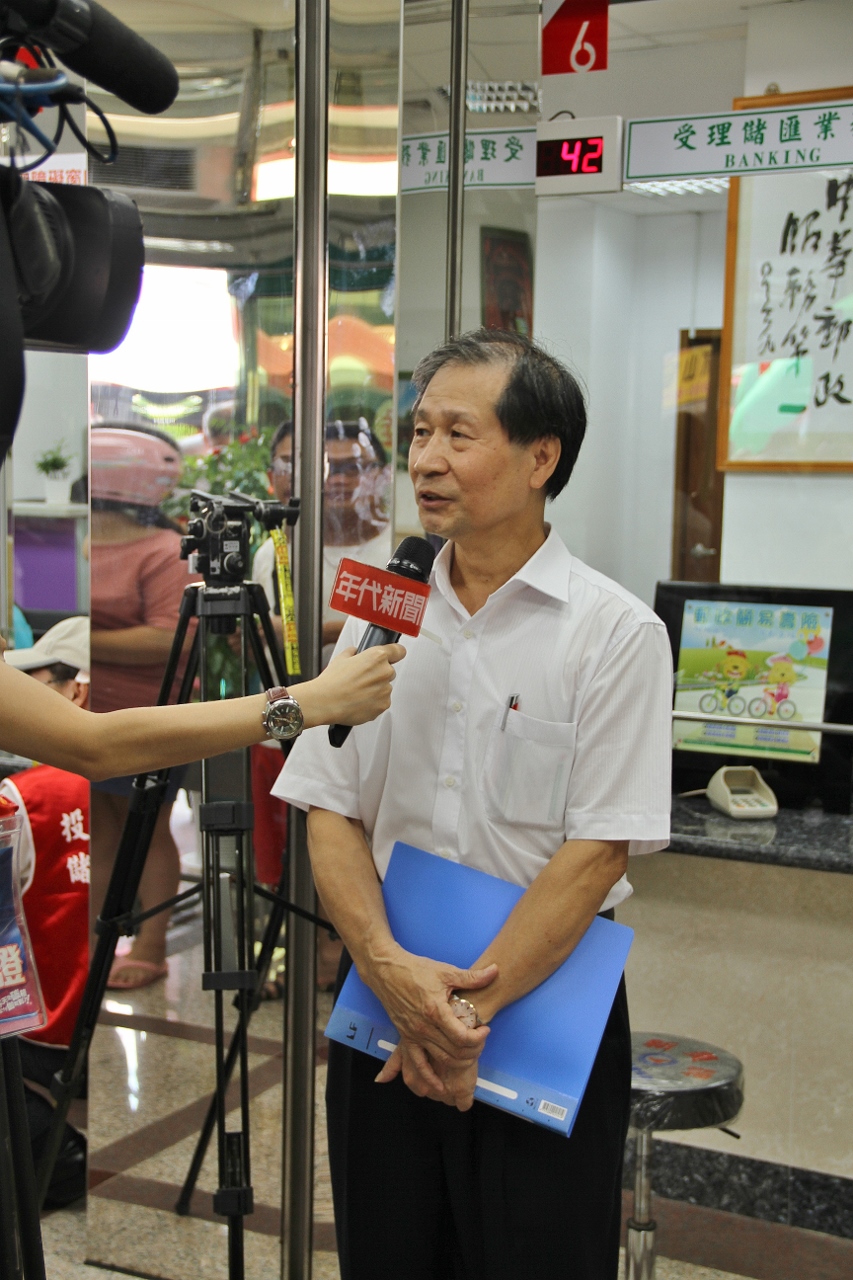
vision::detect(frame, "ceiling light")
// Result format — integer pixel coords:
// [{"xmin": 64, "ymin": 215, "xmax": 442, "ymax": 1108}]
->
[
  {"xmin": 624, "ymin": 177, "xmax": 730, "ymax": 197},
  {"xmin": 143, "ymin": 237, "xmax": 235, "ymax": 254},
  {"xmin": 439, "ymin": 81, "xmax": 538, "ymax": 114}
]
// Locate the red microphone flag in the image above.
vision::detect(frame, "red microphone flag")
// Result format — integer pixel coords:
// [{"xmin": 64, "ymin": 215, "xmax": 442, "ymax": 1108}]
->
[
  {"xmin": 542, "ymin": 1, "xmax": 609, "ymax": 76},
  {"xmin": 329, "ymin": 558, "xmax": 431, "ymax": 638}
]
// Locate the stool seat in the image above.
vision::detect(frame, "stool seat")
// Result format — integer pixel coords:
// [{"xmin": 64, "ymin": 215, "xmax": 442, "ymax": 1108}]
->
[{"xmin": 630, "ymin": 1032, "xmax": 744, "ymax": 1132}]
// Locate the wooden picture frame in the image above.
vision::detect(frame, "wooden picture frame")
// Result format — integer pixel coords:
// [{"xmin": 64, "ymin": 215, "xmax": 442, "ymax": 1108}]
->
[
  {"xmin": 480, "ymin": 227, "xmax": 534, "ymax": 336},
  {"xmin": 717, "ymin": 85, "xmax": 853, "ymax": 472}
]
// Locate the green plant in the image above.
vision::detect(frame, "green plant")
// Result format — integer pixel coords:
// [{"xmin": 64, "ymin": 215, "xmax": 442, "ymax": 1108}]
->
[
  {"xmin": 164, "ymin": 427, "xmax": 275, "ymax": 540},
  {"xmin": 164, "ymin": 426, "xmax": 277, "ymax": 699},
  {"xmin": 35, "ymin": 441, "xmax": 73, "ymax": 477}
]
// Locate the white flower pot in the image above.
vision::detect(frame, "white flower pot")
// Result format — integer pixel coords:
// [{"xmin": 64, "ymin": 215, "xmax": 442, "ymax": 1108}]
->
[{"xmin": 43, "ymin": 476, "xmax": 71, "ymax": 504}]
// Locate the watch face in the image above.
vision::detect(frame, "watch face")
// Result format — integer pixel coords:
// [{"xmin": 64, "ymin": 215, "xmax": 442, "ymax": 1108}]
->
[
  {"xmin": 450, "ymin": 997, "xmax": 479, "ymax": 1029},
  {"xmin": 266, "ymin": 698, "xmax": 303, "ymax": 740}
]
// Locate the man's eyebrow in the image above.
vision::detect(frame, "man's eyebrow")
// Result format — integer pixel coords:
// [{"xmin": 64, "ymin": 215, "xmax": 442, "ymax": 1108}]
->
[{"xmin": 414, "ymin": 403, "xmax": 479, "ymax": 425}]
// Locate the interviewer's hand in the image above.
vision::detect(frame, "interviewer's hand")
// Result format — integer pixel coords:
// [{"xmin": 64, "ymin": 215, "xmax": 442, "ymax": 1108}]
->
[{"xmin": 298, "ymin": 643, "xmax": 405, "ymax": 729}]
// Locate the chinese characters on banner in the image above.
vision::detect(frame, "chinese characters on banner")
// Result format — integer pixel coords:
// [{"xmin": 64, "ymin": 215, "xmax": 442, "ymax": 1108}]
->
[
  {"xmin": 728, "ymin": 169, "xmax": 853, "ymax": 463},
  {"xmin": 625, "ymin": 102, "xmax": 853, "ymax": 181},
  {"xmin": 329, "ymin": 559, "xmax": 430, "ymax": 638},
  {"xmin": 541, "ymin": 1, "xmax": 609, "ymax": 76},
  {"xmin": 401, "ymin": 128, "xmax": 535, "ymax": 194},
  {"xmin": 17, "ymin": 152, "xmax": 88, "ymax": 186}
]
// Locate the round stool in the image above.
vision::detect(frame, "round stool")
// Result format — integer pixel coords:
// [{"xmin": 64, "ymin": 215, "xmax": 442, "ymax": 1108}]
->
[{"xmin": 626, "ymin": 1032, "xmax": 744, "ymax": 1280}]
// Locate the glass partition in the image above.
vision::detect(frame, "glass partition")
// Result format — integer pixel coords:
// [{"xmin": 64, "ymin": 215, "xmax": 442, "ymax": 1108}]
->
[
  {"xmin": 395, "ymin": 0, "xmax": 540, "ymax": 540},
  {"xmin": 82, "ymin": 3, "xmax": 401, "ymax": 1277}
]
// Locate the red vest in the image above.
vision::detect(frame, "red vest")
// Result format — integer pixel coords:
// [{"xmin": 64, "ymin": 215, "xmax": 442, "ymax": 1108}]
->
[{"xmin": 10, "ymin": 766, "xmax": 89, "ymax": 1047}]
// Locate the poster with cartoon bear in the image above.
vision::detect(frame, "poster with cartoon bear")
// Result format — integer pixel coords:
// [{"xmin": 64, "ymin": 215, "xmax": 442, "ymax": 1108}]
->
[{"xmin": 673, "ymin": 599, "xmax": 832, "ymax": 764}]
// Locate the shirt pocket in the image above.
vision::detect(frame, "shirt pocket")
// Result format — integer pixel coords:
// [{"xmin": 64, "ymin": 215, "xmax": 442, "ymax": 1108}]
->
[{"xmin": 482, "ymin": 710, "xmax": 577, "ymax": 830}]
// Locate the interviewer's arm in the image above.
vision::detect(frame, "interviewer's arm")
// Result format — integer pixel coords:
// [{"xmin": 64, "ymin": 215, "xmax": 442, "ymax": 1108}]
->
[{"xmin": 0, "ymin": 643, "xmax": 404, "ymax": 780}]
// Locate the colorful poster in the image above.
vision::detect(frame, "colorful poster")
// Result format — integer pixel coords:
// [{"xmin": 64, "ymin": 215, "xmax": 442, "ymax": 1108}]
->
[
  {"xmin": 673, "ymin": 598, "xmax": 832, "ymax": 764},
  {"xmin": 0, "ymin": 805, "xmax": 46, "ymax": 1038}
]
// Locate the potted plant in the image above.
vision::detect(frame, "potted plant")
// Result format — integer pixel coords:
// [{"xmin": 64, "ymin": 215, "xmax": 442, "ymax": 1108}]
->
[{"xmin": 35, "ymin": 441, "xmax": 74, "ymax": 504}]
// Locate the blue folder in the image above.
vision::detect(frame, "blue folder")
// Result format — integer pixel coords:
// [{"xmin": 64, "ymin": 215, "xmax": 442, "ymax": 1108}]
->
[{"xmin": 325, "ymin": 842, "xmax": 633, "ymax": 1137}]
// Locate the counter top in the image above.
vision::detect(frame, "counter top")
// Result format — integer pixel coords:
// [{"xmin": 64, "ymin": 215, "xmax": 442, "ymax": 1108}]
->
[{"xmin": 668, "ymin": 795, "xmax": 853, "ymax": 875}]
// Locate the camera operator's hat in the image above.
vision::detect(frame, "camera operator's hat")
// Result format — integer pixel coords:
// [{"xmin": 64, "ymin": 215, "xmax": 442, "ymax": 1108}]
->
[{"xmin": 6, "ymin": 616, "xmax": 90, "ymax": 681}]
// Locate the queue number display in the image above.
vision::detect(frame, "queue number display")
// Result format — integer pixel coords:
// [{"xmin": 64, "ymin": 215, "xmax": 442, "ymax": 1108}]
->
[
  {"xmin": 536, "ymin": 135, "xmax": 605, "ymax": 178},
  {"xmin": 534, "ymin": 116, "xmax": 622, "ymax": 196}
]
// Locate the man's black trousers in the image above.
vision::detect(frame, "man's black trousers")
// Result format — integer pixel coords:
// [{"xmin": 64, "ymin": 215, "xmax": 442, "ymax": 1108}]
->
[{"xmin": 326, "ymin": 956, "xmax": 631, "ymax": 1280}]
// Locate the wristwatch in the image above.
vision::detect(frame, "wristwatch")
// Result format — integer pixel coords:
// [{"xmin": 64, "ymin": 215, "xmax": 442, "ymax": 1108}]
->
[
  {"xmin": 262, "ymin": 685, "xmax": 304, "ymax": 741},
  {"xmin": 448, "ymin": 992, "xmax": 483, "ymax": 1029}
]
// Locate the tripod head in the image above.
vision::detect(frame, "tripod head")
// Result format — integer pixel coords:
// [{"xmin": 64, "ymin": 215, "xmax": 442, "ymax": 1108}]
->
[{"xmin": 180, "ymin": 489, "xmax": 300, "ymax": 587}]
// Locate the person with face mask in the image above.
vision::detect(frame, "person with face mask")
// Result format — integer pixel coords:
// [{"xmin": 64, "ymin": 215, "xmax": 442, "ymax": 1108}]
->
[
  {"xmin": 1, "ymin": 617, "xmax": 94, "ymax": 1207},
  {"xmin": 252, "ymin": 417, "xmax": 393, "ymax": 652}
]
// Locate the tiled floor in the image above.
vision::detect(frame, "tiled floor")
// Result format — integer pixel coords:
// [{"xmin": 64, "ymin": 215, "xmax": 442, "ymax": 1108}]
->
[
  {"xmin": 40, "ymin": 928, "xmax": 757, "ymax": 1280},
  {"xmin": 41, "ymin": 1202, "xmax": 755, "ymax": 1280}
]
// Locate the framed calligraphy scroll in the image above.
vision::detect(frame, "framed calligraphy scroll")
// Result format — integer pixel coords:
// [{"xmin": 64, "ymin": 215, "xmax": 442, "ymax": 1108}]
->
[{"xmin": 718, "ymin": 86, "xmax": 853, "ymax": 470}]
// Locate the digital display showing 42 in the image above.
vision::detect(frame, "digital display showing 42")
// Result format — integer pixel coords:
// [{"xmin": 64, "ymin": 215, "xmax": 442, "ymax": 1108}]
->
[{"xmin": 536, "ymin": 136, "xmax": 605, "ymax": 177}]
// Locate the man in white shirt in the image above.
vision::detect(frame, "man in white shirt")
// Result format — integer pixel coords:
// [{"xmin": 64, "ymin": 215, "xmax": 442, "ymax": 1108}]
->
[{"xmin": 275, "ymin": 328, "xmax": 672, "ymax": 1280}]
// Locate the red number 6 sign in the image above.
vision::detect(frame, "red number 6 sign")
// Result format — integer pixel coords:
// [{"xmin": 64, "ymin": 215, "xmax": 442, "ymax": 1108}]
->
[{"xmin": 542, "ymin": 1, "xmax": 609, "ymax": 76}]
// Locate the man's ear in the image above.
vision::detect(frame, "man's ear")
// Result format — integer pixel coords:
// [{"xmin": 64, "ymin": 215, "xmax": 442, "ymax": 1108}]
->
[
  {"xmin": 530, "ymin": 436, "xmax": 561, "ymax": 493},
  {"xmin": 72, "ymin": 680, "xmax": 89, "ymax": 709}
]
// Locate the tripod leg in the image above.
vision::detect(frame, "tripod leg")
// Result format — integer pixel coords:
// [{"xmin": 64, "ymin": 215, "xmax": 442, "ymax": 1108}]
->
[
  {"xmin": 36, "ymin": 629, "xmax": 201, "ymax": 1206},
  {"xmin": 0, "ymin": 1040, "xmax": 24, "ymax": 1279},
  {"xmin": 2, "ymin": 1039, "xmax": 47, "ymax": 1280},
  {"xmin": 249, "ymin": 582, "xmax": 290, "ymax": 688},
  {"xmin": 175, "ymin": 854, "xmax": 289, "ymax": 1213}
]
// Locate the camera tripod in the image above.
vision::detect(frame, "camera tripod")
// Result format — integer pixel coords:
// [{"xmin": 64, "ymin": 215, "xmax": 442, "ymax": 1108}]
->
[
  {"xmin": 36, "ymin": 493, "xmax": 329, "ymax": 1279},
  {"xmin": 0, "ymin": 1035, "xmax": 47, "ymax": 1280}
]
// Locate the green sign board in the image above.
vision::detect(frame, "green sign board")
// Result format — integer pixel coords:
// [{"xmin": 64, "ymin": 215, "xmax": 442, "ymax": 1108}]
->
[
  {"xmin": 401, "ymin": 127, "xmax": 535, "ymax": 194},
  {"xmin": 625, "ymin": 101, "xmax": 853, "ymax": 182}
]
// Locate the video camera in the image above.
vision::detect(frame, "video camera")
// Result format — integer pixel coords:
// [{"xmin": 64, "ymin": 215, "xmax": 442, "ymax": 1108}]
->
[
  {"xmin": 0, "ymin": 0, "xmax": 180, "ymax": 467},
  {"xmin": 181, "ymin": 490, "xmax": 300, "ymax": 591}
]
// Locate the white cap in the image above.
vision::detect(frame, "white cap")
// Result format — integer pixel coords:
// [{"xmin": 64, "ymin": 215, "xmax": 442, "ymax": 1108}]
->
[{"xmin": 6, "ymin": 616, "xmax": 90, "ymax": 681}]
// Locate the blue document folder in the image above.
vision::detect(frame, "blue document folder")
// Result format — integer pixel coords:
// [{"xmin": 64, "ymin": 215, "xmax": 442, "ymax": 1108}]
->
[{"xmin": 325, "ymin": 842, "xmax": 633, "ymax": 1137}]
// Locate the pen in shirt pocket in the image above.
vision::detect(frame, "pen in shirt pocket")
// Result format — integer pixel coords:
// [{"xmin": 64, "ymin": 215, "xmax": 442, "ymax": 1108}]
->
[{"xmin": 500, "ymin": 693, "xmax": 520, "ymax": 730}]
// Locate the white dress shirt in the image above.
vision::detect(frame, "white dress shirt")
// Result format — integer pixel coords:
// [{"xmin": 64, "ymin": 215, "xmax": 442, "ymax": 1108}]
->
[{"xmin": 273, "ymin": 528, "xmax": 672, "ymax": 911}]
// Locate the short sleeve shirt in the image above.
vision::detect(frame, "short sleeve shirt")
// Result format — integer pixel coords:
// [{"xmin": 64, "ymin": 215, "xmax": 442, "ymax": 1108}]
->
[
  {"xmin": 90, "ymin": 528, "xmax": 197, "ymax": 712},
  {"xmin": 273, "ymin": 529, "xmax": 673, "ymax": 910}
]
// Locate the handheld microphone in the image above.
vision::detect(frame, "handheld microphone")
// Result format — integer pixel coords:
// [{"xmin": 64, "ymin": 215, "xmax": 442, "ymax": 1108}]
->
[
  {"xmin": 328, "ymin": 536, "xmax": 436, "ymax": 749},
  {"xmin": 3, "ymin": 0, "xmax": 180, "ymax": 114}
]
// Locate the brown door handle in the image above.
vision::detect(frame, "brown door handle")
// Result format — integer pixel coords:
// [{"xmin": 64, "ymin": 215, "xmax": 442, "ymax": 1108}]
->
[{"xmin": 689, "ymin": 542, "xmax": 718, "ymax": 558}]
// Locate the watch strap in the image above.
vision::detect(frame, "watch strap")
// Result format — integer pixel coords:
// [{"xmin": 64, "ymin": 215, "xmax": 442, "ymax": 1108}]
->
[{"xmin": 265, "ymin": 685, "xmax": 290, "ymax": 703}]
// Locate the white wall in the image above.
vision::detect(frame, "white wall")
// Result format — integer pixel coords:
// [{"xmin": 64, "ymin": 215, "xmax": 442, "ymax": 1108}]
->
[
  {"xmin": 13, "ymin": 352, "xmax": 88, "ymax": 500},
  {"xmin": 537, "ymin": 201, "xmax": 727, "ymax": 602},
  {"xmin": 719, "ymin": 0, "xmax": 853, "ymax": 589},
  {"xmin": 396, "ymin": 186, "xmax": 537, "ymax": 374}
]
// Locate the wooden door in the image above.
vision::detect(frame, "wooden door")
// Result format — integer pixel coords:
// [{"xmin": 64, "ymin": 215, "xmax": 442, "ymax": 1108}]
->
[{"xmin": 671, "ymin": 330, "xmax": 724, "ymax": 582}]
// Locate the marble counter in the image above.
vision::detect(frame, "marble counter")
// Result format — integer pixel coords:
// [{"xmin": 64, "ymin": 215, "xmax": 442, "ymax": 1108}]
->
[{"xmin": 668, "ymin": 795, "xmax": 853, "ymax": 875}]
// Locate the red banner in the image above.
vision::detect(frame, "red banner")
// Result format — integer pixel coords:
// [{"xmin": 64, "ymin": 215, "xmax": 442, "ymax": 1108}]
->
[
  {"xmin": 542, "ymin": 1, "xmax": 609, "ymax": 76},
  {"xmin": 329, "ymin": 558, "xmax": 431, "ymax": 638}
]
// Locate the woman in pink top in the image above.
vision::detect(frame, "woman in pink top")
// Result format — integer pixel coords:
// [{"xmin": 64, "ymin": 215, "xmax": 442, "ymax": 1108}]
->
[{"xmin": 89, "ymin": 425, "xmax": 197, "ymax": 990}]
